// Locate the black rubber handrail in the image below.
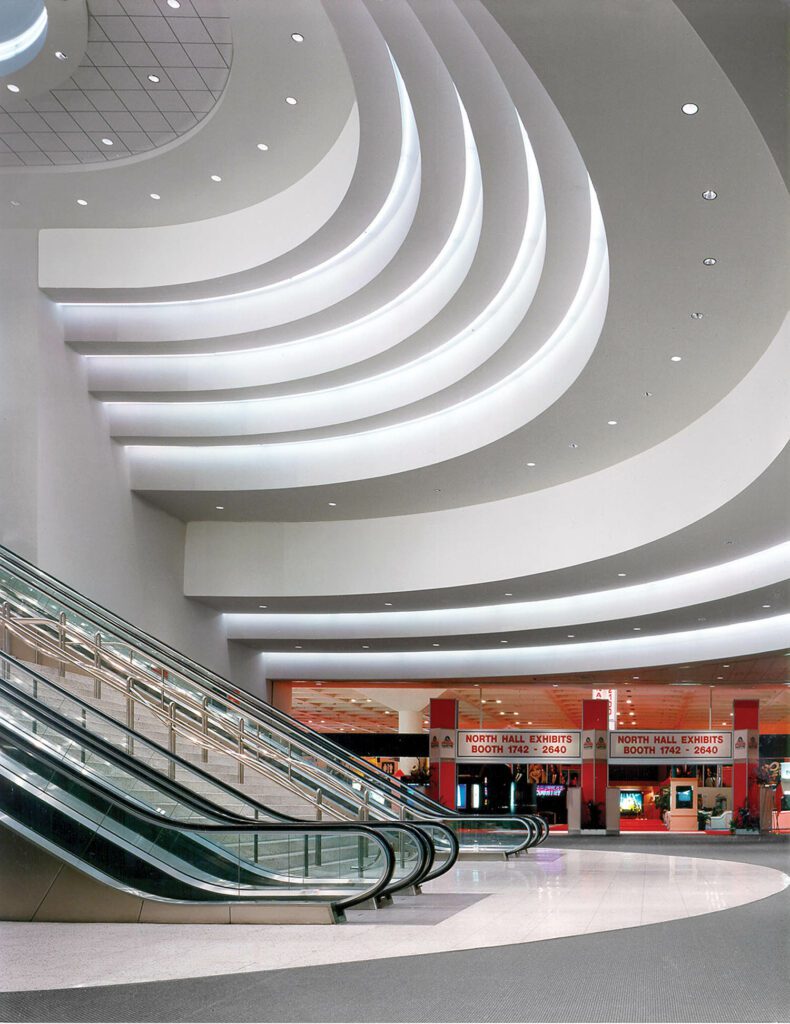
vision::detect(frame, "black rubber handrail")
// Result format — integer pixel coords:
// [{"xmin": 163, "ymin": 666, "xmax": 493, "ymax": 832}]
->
[
  {"xmin": 0, "ymin": 656, "xmax": 434, "ymax": 897},
  {"xmin": 0, "ymin": 547, "xmax": 536, "ymax": 846}
]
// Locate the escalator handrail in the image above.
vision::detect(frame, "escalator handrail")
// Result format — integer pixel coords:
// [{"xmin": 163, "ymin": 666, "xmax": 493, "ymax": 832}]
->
[
  {"xmin": 0, "ymin": 548, "xmax": 536, "ymax": 838},
  {"xmin": 0, "ymin": 652, "xmax": 458, "ymax": 886},
  {"xmin": 0, "ymin": 658, "xmax": 433, "ymax": 897}
]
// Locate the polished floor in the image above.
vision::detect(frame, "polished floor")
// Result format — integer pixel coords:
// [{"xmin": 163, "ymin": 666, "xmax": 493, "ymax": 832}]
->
[{"xmin": 1, "ymin": 838, "xmax": 788, "ymax": 1022}]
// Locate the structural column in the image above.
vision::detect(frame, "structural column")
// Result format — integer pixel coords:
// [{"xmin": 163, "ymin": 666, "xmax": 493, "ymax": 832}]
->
[
  {"xmin": 429, "ymin": 698, "xmax": 458, "ymax": 809},
  {"xmin": 581, "ymin": 699, "xmax": 609, "ymax": 829},
  {"xmin": 733, "ymin": 699, "xmax": 760, "ymax": 825}
]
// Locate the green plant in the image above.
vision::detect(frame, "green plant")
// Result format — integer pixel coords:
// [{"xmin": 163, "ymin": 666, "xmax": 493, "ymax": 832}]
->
[
  {"xmin": 732, "ymin": 804, "xmax": 759, "ymax": 831},
  {"xmin": 656, "ymin": 787, "xmax": 670, "ymax": 813},
  {"xmin": 697, "ymin": 811, "xmax": 709, "ymax": 831}
]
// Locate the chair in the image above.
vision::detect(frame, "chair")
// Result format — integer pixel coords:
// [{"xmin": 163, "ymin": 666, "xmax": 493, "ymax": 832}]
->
[{"xmin": 708, "ymin": 809, "xmax": 732, "ymax": 830}]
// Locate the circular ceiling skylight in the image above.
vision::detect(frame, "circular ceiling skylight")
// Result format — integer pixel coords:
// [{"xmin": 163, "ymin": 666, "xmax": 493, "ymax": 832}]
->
[{"xmin": 0, "ymin": 1, "xmax": 47, "ymax": 76}]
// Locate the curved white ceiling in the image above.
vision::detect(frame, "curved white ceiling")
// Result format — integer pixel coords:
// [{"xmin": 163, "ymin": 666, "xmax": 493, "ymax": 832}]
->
[{"xmin": 22, "ymin": 0, "xmax": 790, "ymax": 679}]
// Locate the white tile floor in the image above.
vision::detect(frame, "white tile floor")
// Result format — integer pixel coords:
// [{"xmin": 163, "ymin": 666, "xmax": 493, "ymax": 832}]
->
[{"xmin": 1, "ymin": 848, "xmax": 787, "ymax": 992}]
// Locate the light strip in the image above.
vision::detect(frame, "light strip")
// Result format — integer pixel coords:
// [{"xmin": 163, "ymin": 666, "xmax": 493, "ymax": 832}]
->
[
  {"xmin": 224, "ymin": 541, "xmax": 790, "ymax": 640},
  {"xmin": 259, "ymin": 614, "xmax": 790, "ymax": 680}
]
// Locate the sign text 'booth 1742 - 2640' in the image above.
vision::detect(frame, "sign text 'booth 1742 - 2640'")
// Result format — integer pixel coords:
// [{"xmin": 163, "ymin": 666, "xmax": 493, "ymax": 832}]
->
[
  {"xmin": 455, "ymin": 731, "xmax": 581, "ymax": 764},
  {"xmin": 609, "ymin": 731, "xmax": 732, "ymax": 764}
]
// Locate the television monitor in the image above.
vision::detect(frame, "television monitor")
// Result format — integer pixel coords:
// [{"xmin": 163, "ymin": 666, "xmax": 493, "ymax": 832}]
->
[
  {"xmin": 536, "ymin": 784, "xmax": 565, "ymax": 797},
  {"xmin": 675, "ymin": 785, "xmax": 693, "ymax": 809},
  {"xmin": 619, "ymin": 790, "xmax": 643, "ymax": 816}
]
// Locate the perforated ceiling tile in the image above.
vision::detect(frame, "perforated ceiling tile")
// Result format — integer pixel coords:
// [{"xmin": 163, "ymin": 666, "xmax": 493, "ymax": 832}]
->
[{"xmin": 0, "ymin": 0, "xmax": 230, "ymax": 167}]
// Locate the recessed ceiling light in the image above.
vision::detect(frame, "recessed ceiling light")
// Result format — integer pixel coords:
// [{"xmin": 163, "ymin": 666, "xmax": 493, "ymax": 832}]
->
[
  {"xmin": 633, "ymin": 627, "xmax": 641, "ymax": 631},
  {"xmin": 6, "ymin": 84, "xmax": 20, "ymax": 93},
  {"xmin": 762, "ymin": 604, "xmax": 771, "ymax": 608},
  {"xmin": 366, "ymin": 698, "xmax": 372, "ymax": 702},
  {"xmin": 167, "ymin": 0, "xmax": 180, "ymax": 7},
  {"xmin": 607, "ymin": 420, "xmax": 618, "ymax": 426},
  {"xmin": 716, "ymin": 676, "xmax": 723, "ymax": 680},
  {"xmin": 500, "ymin": 711, "xmax": 505, "ymax": 715},
  {"xmin": 703, "ymin": 257, "xmax": 717, "ymax": 266},
  {"xmin": 568, "ymin": 441, "xmax": 579, "ymax": 448},
  {"xmin": 697, "ymin": 617, "xmax": 706, "ymax": 622},
  {"xmin": 149, "ymin": 193, "xmax": 161, "ymax": 200},
  {"xmin": 567, "ymin": 634, "xmax": 575, "ymax": 638},
  {"xmin": 632, "ymin": 676, "xmax": 639, "ymax": 680},
  {"xmin": 328, "ymin": 502, "xmax": 337, "ymax": 507},
  {"xmin": 258, "ymin": 604, "xmax": 267, "ymax": 609},
  {"xmin": 76, "ymin": 199, "xmax": 88, "ymax": 206},
  {"xmin": 702, "ymin": 189, "xmax": 717, "ymax": 200},
  {"xmin": 496, "ymin": 700, "xmax": 502, "ymax": 704},
  {"xmin": 643, "ymin": 391, "xmax": 653, "ymax": 398},
  {"xmin": 384, "ymin": 602, "xmax": 392, "ymax": 607},
  {"xmin": 515, "ymin": 721, "xmax": 521, "ymax": 725},
  {"xmin": 291, "ymin": 32, "xmax": 304, "ymax": 42},
  {"xmin": 9, "ymin": 200, "xmax": 20, "ymax": 207},
  {"xmin": 294, "ymin": 645, "xmax": 302, "ymax": 650},
  {"xmin": 101, "ymin": 138, "xmax": 113, "ymax": 146},
  {"xmin": 504, "ymin": 592, "xmax": 513, "ymax": 597},
  {"xmin": 215, "ymin": 505, "xmax": 224, "ymax": 510},
  {"xmin": 527, "ymin": 720, "xmax": 533, "ymax": 724},
  {"xmin": 148, "ymin": 74, "xmax": 160, "ymax": 83},
  {"xmin": 526, "ymin": 462, "xmax": 536, "ymax": 467},
  {"xmin": 285, "ymin": 96, "xmax": 297, "ymax": 105},
  {"xmin": 629, "ymin": 711, "xmax": 635, "ymax": 716},
  {"xmin": 723, "ymin": 665, "xmax": 730, "ymax": 668},
  {"xmin": 432, "ymin": 643, "xmax": 440, "ymax": 647},
  {"xmin": 690, "ymin": 312, "xmax": 704, "ymax": 319},
  {"xmin": 55, "ymin": 51, "xmax": 68, "ymax": 61},
  {"xmin": 552, "ymin": 684, "xmax": 559, "ymax": 688},
  {"xmin": 617, "ymin": 572, "xmax": 627, "ymax": 577},
  {"xmin": 256, "ymin": 143, "xmax": 269, "ymax": 151},
  {"xmin": 362, "ymin": 645, "xmax": 370, "ymax": 649},
  {"xmin": 682, "ymin": 102, "xmax": 699, "ymax": 115},
  {"xmin": 626, "ymin": 698, "xmax": 632, "ymax": 704},
  {"xmin": 500, "ymin": 640, "xmax": 508, "ymax": 644},
  {"xmin": 671, "ymin": 355, "xmax": 682, "ymax": 362},
  {"xmin": 210, "ymin": 174, "xmax": 221, "ymax": 182}
]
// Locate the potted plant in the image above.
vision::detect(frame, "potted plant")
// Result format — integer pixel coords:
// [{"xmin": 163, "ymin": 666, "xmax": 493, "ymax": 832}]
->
[{"xmin": 731, "ymin": 804, "xmax": 759, "ymax": 834}]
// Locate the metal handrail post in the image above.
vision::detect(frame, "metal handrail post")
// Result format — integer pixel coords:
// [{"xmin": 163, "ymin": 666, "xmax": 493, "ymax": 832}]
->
[
  {"xmin": 201, "ymin": 696, "xmax": 209, "ymax": 763},
  {"xmin": 168, "ymin": 701, "xmax": 177, "ymax": 780},
  {"xmin": 237, "ymin": 718, "xmax": 245, "ymax": 784},
  {"xmin": 58, "ymin": 612, "xmax": 67, "ymax": 679},
  {"xmin": 126, "ymin": 676, "xmax": 135, "ymax": 757},
  {"xmin": 93, "ymin": 632, "xmax": 102, "ymax": 698}
]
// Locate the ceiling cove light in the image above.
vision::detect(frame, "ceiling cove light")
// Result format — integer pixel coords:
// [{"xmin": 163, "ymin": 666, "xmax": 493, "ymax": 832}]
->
[
  {"xmin": 702, "ymin": 190, "xmax": 717, "ymax": 200},
  {"xmin": 682, "ymin": 102, "xmax": 699, "ymax": 115}
]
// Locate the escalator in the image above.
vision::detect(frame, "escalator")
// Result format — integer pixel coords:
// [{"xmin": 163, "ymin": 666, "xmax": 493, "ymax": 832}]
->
[
  {"xmin": 0, "ymin": 545, "xmax": 546, "ymax": 855},
  {"xmin": 1, "ymin": 652, "xmax": 456, "ymax": 897},
  {"xmin": 0, "ymin": 667, "xmax": 399, "ymax": 924}
]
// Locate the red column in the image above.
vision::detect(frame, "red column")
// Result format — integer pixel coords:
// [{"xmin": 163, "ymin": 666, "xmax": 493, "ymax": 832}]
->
[
  {"xmin": 733, "ymin": 700, "xmax": 760, "ymax": 826},
  {"xmin": 581, "ymin": 699, "xmax": 609, "ymax": 829},
  {"xmin": 428, "ymin": 698, "xmax": 458, "ymax": 809}
]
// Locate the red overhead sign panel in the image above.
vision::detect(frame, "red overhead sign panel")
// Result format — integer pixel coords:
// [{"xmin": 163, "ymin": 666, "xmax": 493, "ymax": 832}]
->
[
  {"xmin": 455, "ymin": 730, "xmax": 581, "ymax": 764},
  {"xmin": 609, "ymin": 731, "xmax": 732, "ymax": 764}
]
